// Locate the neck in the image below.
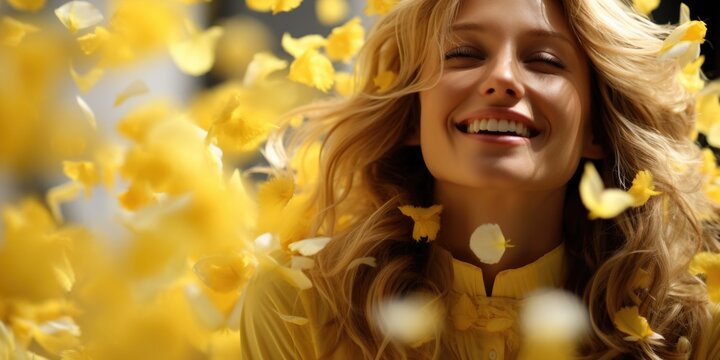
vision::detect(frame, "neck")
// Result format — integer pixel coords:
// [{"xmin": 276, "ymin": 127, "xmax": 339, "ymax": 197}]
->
[{"xmin": 433, "ymin": 182, "xmax": 566, "ymax": 295}]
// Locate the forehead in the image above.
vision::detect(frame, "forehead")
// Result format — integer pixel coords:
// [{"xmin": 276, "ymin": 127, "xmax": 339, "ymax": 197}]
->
[{"xmin": 452, "ymin": 0, "xmax": 575, "ymax": 39}]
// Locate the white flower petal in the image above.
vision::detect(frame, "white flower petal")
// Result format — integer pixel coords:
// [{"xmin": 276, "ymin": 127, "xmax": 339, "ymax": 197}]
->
[
  {"xmin": 469, "ymin": 224, "xmax": 509, "ymax": 265},
  {"xmin": 287, "ymin": 236, "xmax": 331, "ymax": 256}
]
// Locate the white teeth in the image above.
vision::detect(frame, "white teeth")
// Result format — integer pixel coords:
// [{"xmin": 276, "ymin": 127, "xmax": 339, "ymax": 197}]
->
[{"xmin": 464, "ymin": 118, "xmax": 532, "ymax": 137}]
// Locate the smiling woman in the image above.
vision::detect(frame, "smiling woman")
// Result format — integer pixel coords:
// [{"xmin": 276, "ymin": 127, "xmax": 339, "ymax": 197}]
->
[{"xmin": 238, "ymin": 0, "xmax": 720, "ymax": 359}]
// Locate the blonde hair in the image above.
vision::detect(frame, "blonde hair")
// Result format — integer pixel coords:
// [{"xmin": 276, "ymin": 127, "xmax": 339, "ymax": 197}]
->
[{"xmin": 276, "ymin": 0, "xmax": 720, "ymax": 358}]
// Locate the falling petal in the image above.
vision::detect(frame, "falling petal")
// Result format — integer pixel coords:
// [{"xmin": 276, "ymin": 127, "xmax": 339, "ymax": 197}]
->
[
  {"xmin": 275, "ymin": 311, "xmax": 309, "ymax": 325},
  {"xmin": 76, "ymin": 95, "xmax": 96, "ymax": 130},
  {"xmin": 375, "ymin": 294, "xmax": 443, "ymax": 348},
  {"xmin": 287, "ymin": 237, "xmax": 331, "ymax": 256},
  {"xmin": 325, "ymin": 17, "xmax": 365, "ymax": 63},
  {"xmin": 7, "ymin": 0, "xmax": 47, "ymax": 12},
  {"xmin": 632, "ymin": 0, "xmax": 659, "ymax": 15},
  {"xmin": 46, "ymin": 182, "xmax": 81, "ymax": 223},
  {"xmin": 365, "ymin": 0, "xmax": 399, "ymax": 15},
  {"xmin": 170, "ymin": 26, "xmax": 224, "ymax": 76},
  {"xmin": 243, "ymin": 52, "xmax": 288, "ymax": 87},
  {"xmin": 613, "ymin": 306, "xmax": 664, "ymax": 342},
  {"xmin": 288, "ymin": 49, "xmax": 335, "ymax": 92},
  {"xmin": 70, "ymin": 64, "xmax": 104, "ymax": 93},
  {"xmin": 689, "ymin": 252, "xmax": 720, "ymax": 303},
  {"xmin": 55, "ymin": 1, "xmax": 104, "ymax": 33},
  {"xmin": 0, "ymin": 16, "xmax": 39, "ymax": 46},
  {"xmin": 281, "ymin": 33, "xmax": 326, "ymax": 58},
  {"xmin": 398, "ymin": 205, "xmax": 443, "ymax": 241},
  {"xmin": 334, "ymin": 71, "xmax": 355, "ymax": 96},
  {"xmin": 290, "ymin": 256, "xmax": 314, "ymax": 270},
  {"xmin": 373, "ymin": 70, "xmax": 396, "ymax": 93},
  {"xmin": 627, "ymin": 170, "xmax": 661, "ymax": 207},
  {"xmin": 469, "ymin": 223, "xmax": 513, "ymax": 265},
  {"xmin": 184, "ymin": 283, "xmax": 225, "ymax": 329},
  {"xmin": 193, "ymin": 253, "xmax": 255, "ymax": 292},
  {"xmin": 114, "ymin": 80, "xmax": 149, "ymax": 107},
  {"xmin": 63, "ymin": 160, "xmax": 99, "ymax": 197},
  {"xmin": 316, "ymin": 0, "xmax": 348, "ymax": 26},
  {"xmin": 579, "ymin": 162, "xmax": 635, "ymax": 219},
  {"xmin": 347, "ymin": 257, "xmax": 377, "ymax": 270},
  {"xmin": 679, "ymin": 56, "xmax": 705, "ymax": 93}
]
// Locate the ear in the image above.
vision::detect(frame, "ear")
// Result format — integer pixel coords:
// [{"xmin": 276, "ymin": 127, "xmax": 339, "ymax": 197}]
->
[{"xmin": 582, "ymin": 132, "xmax": 604, "ymax": 160}]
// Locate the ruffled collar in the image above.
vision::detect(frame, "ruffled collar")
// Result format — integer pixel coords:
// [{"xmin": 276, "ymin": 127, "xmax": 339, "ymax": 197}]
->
[{"xmin": 450, "ymin": 244, "xmax": 566, "ymax": 299}]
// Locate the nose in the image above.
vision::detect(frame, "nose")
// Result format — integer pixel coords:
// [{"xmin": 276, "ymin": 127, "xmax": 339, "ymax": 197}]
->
[{"xmin": 477, "ymin": 53, "xmax": 524, "ymax": 101}]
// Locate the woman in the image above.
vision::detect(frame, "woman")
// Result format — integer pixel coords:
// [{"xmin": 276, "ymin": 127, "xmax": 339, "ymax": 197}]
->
[{"xmin": 239, "ymin": 0, "xmax": 720, "ymax": 358}]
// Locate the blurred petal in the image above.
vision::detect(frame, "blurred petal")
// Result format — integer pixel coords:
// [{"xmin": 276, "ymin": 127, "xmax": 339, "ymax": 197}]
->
[
  {"xmin": 689, "ymin": 252, "xmax": 720, "ymax": 303},
  {"xmin": 75, "ymin": 95, "xmax": 96, "ymax": 130},
  {"xmin": 286, "ymin": 48, "xmax": 335, "ymax": 90},
  {"xmin": 287, "ymin": 237, "xmax": 331, "ymax": 256},
  {"xmin": 242, "ymin": 52, "xmax": 288, "ymax": 87},
  {"xmin": 316, "ymin": 0, "xmax": 348, "ymax": 26},
  {"xmin": 7, "ymin": 0, "xmax": 47, "ymax": 12},
  {"xmin": 281, "ymin": 33, "xmax": 326, "ymax": 58},
  {"xmin": 170, "ymin": 26, "xmax": 224, "ymax": 76},
  {"xmin": 627, "ymin": 170, "xmax": 661, "ymax": 207},
  {"xmin": 326, "ymin": 17, "xmax": 365, "ymax": 63},
  {"xmin": 0, "ymin": 16, "xmax": 39, "ymax": 47},
  {"xmin": 365, "ymin": 0, "xmax": 399, "ymax": 15},
  {"xmin": 275, "ymin": 311, "xmax": 308, "ymax": 325},
  {"xmin": 632, "ymin": 0, "xmax": 659, "ymax": 15},
  {"xmin": 47, "ymin": 182, "xmax": 81, "ymax": 223},
  {"xmin": 55, "ymin": 1, "xmax": 104, "ymax": 33},
  {"xmin": 114, "ymin": 80, "xmax": 149, "ymax": 107},
  {"xmin": 373, "ymin": 70, "xmax": 396, "ymax": 93},
  {"xmin": 579, "ymin": 162, "xmax": 635, "ymax": 219},
  {"xmin": 376, "ymin": 294, "xmax": 443, "ymax": 348},
  {"xmin": 70, "ymin": 64, "xmax": 104, "ymax": 93},
  {"xmin": 334, "ymin": 71, "xmax": 355, "ymax": 96}
]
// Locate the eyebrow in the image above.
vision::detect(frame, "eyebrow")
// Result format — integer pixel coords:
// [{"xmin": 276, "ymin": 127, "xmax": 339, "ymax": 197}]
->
[{"xmin": 450, "ymin": 22, "xmax": 575, "ymax": 46}]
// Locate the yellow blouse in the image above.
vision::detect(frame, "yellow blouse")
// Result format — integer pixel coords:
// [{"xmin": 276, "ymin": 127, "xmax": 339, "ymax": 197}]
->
[{"xmin": 238, "ymin": 245, "xmax": 720, "ymax": 359}]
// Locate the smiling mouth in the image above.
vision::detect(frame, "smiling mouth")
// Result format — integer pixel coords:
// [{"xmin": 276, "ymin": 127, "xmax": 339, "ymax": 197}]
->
[{"xmin": 455, "ymin": 118, "xmax": 540, "ymax": 138}]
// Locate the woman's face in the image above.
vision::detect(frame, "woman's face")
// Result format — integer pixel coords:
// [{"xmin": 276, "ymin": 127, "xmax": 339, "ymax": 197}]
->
[{"xmin": 418, "ymin": 0, "xmax": 599, "ymax": 193}]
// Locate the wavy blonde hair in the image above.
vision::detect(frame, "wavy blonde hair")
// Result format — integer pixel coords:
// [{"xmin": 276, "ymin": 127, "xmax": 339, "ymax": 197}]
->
[{"xmin": 277, "ymin": 0, "xmax": 720, "ymax": 358}]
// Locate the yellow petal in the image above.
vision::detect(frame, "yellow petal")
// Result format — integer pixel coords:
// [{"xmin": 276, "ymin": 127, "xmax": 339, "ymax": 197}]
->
[
  {"xmin": 290, "ymin": 255, "xmax": 315, "ymax": 270},
  {"xmin": 242, "ymin": 52, "xmax": 288, "ymax": 87},
  {"xmin": 347, "ymin": 257, "xmax": 377, "ymax": 270},
  {"xmin": 275, "ymin": 311, "xmax": 309, "ymax": 325},
  {"xmin": 32, "ymin": 317, "xmax": 80, "ymax": 355},
  {"xmin": 76, "ymin": 95, "xmax": 97, "ymax": 130},
  {"xmin": 118, "ymin": 181, "xmax": 156, "ymax": 210},
  {"xmin": 245, "ymin": 0, "xmax": 303, "ymax": 14},
  {"xmin": 365, "ymin": 0, "xmax": 399, "ymax": 15},
  {"xmin": 63, "ymin": 160, "xmax": 99, "ymax": 197},
  {"xmin": 628, "ymin": 268, "xmax": 651, "ymax": 305},
  {"xmin": 316, "ymin": 0, "xmax": 349, "ymax": 26},
  {"xmin": 373, "ymin": 70, "xmax": 396, "ymax": 93},
  {"xmin": 7, "ymin": 0, "xmax": 47, "ymax": 12},
  {"xmin": 287, "ymin": 49, "xmax": 335, "ymax": 92},
  {"xmin": 334, "ymin": 71, "xmax": 355, "ymax": 96},
  {"xmin": 170, "ymin": 26, "xmax": 224, "ymax": 76},
  {"xmin": 76, "ymin": 26, "xmax": 110, "ymax": 55},
  {"xmin": 46, "ymin": 182, "xmax": 81, "ymax": 223},
  {"xmin": 325, "ymin": 17, "xmax": 365, "ymax": 63},
  {"xmin": 679, "ymin": 56, "xmax": 705, "ymax": 93},
  {"xmin": 281, "ymin": 33, "xmax": 326, "ymax": 58},
  {"xmin": 54, "ymin": 1, "xmax": 104, "ymax": 33},
  {"xmin": 627, "ymin": 170, "xmax": 661, "ymax": 207},
  {"xmin": 689, "ymin": 252, "xmax": 720, "ymax": 303},
  {"xmin": 0, "ymin": 16, "xmax": 39, "ymax": 47},
  {"xmin": 114, "ymin": 79, "xmax": 149, "ymax": 107},
  {"xmin": 632, "ymin": 0, "xmax": 659, "ymax": 15},
  {"xmin": 579, "ymin": 162, "xmax": 635, "ymax": 219},
  {"xmin": 287, "ymin": 237, "xmax": 331, "ymax": 256},
  {"xmin": 696, "ymin": 83, "xmax": 720, "ymax": 137},
  {"xmin": 612, "ymin": 306, "xmax": 663, "ymax": 342},
  {"xmin": 70, "ymin": 64, "xmax": 104, "ymax": 93},
  {"xmin": 398, "ymin": 205, "xmax": 443, "ymax": 241},
  {"xmin": 469, "ymin": 223, "xmax": 512, "ymax": 265},
  {"xmin": 184, "ymin": 283, "xmax": 225, "ymax": 329}
]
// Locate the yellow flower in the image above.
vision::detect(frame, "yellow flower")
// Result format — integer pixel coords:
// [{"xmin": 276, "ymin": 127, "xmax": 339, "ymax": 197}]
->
[
  {"xmin": 114, "ymin": 80, "xmax": 149, "ymax": 107},
  {"xmin": 398, "ymin": 205, "xmax": 443, "ymax": 241},
  {"xmin": 243, "ymin": 52, "xmax": 288, "ymax": 87},
  {"xmin": 288, "ymin": 49, "xmax": 335, "ymax": 92},
  {"xmin": 316, "ymin": 0, "xmax": 349, "ymax": 26},
  {"xmin": 246, "ymin": 0, "xmax": 303, "ymax": 14},
  {"xmin": 207, "ymin": 93, "xmax": 276, "ymax": 153},
  {"xmin": 612, "ymin": 306, "xmax": 664, "ymax": 342},
  {"xmin": 579, "ymin": 162, "xmax": 635, "ymax": 219},
  {"xmin": 281, "ymin": 32, "xmax": 326, "ymax": 58},
  {"xmin": 54, "ymin": 1, "xmax": 104, "ymax": 34},
  {"xmin": 469, "ymin": 223, "xmax": 513, "ymax": 265},
  {"xmin": 365, "ymin": 0, "xmax": 399, "ymax": 15},
  {"xmin": 7, "ymin": 0, "xmax": 46, "ymax": 12},
  {"xmin": 373, "ymin": 70, "xmax": 396, "ymax": 92},
  {"xmin": 632, "ymin": 0, "xmax": 659, "ymax": 15},
  {"xmin": 679, "ymin": 56, "xmax": 705, "ymax": 93},
  {"xmin": 689, "ymin": 252, "xmax": 720, "ymax": 303},
  {"xmin": 627, "ymin": 170, "xmax": 661, "ymax": 207},
  {"xmin": 658, "ymin": 4, "xmax": 706, "ymax": 67},
  {"xmin": 170, "ymin": 25, "xmax": 224, "ymax": 76},
  {"xmin": 326, "ymin": 17, "xmax": 365, "ymax": 63},
  {"xmin": 0, "ymin": 16, "xmax": 39, "ymax": 47}
]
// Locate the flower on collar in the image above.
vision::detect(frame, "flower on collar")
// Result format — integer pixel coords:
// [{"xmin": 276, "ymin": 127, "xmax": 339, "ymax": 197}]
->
[{"xmin": 398, "ymin": 205, "xmax": 443, "ymax": 242}]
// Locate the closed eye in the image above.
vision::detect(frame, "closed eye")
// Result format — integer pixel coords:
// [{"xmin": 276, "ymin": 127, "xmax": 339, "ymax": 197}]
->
[
  {"xmin": 444, "ymin": 47, "xmax": 485, "ymax": 60},
  {"xmin": 526, "ymin": 52, "xmax": 566, "ymax": 69}
]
